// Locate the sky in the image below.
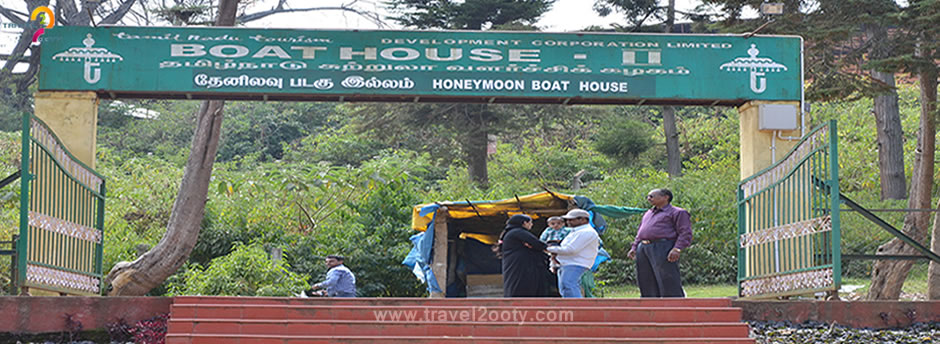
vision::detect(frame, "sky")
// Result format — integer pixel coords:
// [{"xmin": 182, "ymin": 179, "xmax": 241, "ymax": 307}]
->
[
  {"xmin": 0, "ymin": 0, "xmax": 730, "ymax": 70},
  {"xmin": 242, "ymin": 0, "xmax": 710, "ymax": 32},
  {"xmin": 0, "ymin": 0, "xmax": 719, "ymax": 33}
]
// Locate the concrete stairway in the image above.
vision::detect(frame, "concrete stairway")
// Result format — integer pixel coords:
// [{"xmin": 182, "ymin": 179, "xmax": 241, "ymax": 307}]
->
[{"xmin": 166, "ymin": 296, "xmax": 755, "ymax": 344}]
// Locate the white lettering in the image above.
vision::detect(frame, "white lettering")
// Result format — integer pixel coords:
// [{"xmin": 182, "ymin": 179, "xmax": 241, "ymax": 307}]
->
[
  {"xmin": 171, "ymin": 44, "xmax": 205, "ymax": 57},
  {"xmin": 509, "ymin": 49, "xmax": 540, "ymax": 62},
  {"xmin": 469, "ymin": 48, "xmax": 502, "ymax": 62},
  {"xmin": 209, "ymin": 44, "xmax": 249, "ymax": 58},
  {"xmin": 380, "ymin": 47, "xmax": 420, "ymax": 61},
  {"xmin": 579, "ymin": 81, "xmax": 629, "ymax": 93},
  {"xmin": 425, "ymin": 48, "xmax": 463, "ymax": 61},
  {"xmin": 291, "ymin": 46, "xmax": 328, "ymax": 59},
  {"xmin": 531, "ymin": 80, "xmax": 570, "ymax": 91},
  {"xmin": 252, "ymin": 45, "xmax": 291, "ymax": 59},
  {"xmin": 340, "ymin": 47, "xmax": 378, "ymax": 60}
]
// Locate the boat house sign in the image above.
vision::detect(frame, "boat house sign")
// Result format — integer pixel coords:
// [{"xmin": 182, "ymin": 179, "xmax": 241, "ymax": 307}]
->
[{"xmin": 39, "ymin": 26, "xmax": 801, "ymax": 106}]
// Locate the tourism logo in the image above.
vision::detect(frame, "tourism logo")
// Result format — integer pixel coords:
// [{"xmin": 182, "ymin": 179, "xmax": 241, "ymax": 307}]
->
[
  {"xmin": 30, "ymin": 6, "xmax": 55, "ymax": 43},
  {"xmin": 720, "ymin": 44, "xmax": 788, "ymax": 94},
  {"xmin": 52, "ymin": 33, "xmax": 123, "ymax": 84}
]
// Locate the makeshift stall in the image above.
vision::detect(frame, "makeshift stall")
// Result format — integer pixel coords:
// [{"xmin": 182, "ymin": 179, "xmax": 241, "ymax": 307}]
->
[{"xmin": 403, "ymin": 191, "xmax": 645, "ymax": 297}]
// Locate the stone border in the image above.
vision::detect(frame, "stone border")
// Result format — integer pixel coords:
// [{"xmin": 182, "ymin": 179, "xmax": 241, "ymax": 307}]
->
[{"xmin": 733, "ymin": 300, "xmax": 940, "ymax": 329}]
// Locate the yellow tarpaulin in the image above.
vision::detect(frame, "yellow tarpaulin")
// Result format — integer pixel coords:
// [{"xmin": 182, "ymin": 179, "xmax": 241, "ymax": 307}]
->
[{"xmin": 411, "ymin": 191, "xmax": 574, "ymax": 244}]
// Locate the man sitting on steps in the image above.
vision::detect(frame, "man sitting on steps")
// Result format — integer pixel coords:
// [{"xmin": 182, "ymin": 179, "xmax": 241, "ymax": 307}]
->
[{"xmin": 311, "ymin": 255, "xmax": 357, "ymax": 297}]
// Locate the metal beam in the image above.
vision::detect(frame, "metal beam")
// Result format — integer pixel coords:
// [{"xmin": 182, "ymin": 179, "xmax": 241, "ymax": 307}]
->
[
  {"xmin": 0, "ymin": 170, "xmax": 20, "ymax": 189},
  {"xmin": 842, "ymin": 254, "xmax": 930, "ymax": 261},
  {"xmin": 814, "ymin": 176, "xmax": 940, "ymax": 264}
]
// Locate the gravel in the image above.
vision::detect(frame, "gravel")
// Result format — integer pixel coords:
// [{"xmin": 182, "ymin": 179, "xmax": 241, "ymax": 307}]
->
[{"xmin": 749, "ymin": 321, "xmax": 940, "ymax": 343}]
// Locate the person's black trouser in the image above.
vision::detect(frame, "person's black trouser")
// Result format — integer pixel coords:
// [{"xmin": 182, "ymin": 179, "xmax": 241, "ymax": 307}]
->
[{"xmin": 636, "ymin": 239, "xmax": 685, "ymax": 297}]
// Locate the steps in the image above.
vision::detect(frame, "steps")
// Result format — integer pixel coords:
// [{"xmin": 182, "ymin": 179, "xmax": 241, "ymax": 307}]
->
[{"xmin": 166, "ymin": 296, "xmax": 755, "ymax": 344}]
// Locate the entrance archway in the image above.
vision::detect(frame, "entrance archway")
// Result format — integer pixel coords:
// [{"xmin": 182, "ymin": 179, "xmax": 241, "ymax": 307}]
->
[{"xmin": 26, "ymin": 26, "xmax": 827, "ymax": 299}]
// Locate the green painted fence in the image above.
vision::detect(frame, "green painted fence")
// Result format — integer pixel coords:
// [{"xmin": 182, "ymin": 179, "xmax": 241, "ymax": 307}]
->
[
  {"xmin": 17, "ymin": 114, "xmax": 105, "ymax": 295},
  {"xmin": 737, "ymin": 120, "xmax": 840, "ymax": 299}
]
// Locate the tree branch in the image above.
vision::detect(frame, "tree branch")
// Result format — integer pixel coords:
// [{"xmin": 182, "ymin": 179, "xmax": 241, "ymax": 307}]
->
[
  {"xmin": 101, "ymin": 0, "xmax": 139, "ymax": 25},
  {"xmin": 237, "ymin": 5, "xmax": 383, "ymax": 27},
  {"xmin": 0, "ymin": 7, "xmax": 27, "ymax": 26}
]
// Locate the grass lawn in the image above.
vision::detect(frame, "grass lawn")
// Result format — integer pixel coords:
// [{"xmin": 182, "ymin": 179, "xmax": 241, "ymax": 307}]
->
[
  {"xmin": 600, "ymin": 263, "xmax": 930, "ymax": 299},
  {"xmin": 601, "ymin": 283, "xmax": 738, "ymax": 298}
]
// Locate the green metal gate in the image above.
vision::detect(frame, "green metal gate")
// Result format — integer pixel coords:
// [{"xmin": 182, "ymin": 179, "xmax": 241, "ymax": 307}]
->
[
  {"xmin": 737, "ymin": 120, "xmax": 840, "ymax": 299},
  {"xmin": 17, "ymin": 113, "xmax": 105, "ymax": 295}
]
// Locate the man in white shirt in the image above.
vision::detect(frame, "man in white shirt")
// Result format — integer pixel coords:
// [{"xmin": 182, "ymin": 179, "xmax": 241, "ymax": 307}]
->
[{"xmin": 546, "ymin": 209, "xmax": 599, "ymax": 298}]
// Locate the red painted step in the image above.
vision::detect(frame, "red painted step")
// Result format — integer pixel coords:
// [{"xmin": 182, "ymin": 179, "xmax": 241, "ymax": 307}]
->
[
  {"xmin": 169, "ymin": 319, "xmax": 749, "ymax": 337},
  {"xmin": 166, "ymin": 296, "xmax": 755, "ymax": 344},
  {"xmin": 173, "ymin": 296, "xmax": 733, "ymax": 308},
  {"xmin": 170, "ymin": 304, "xmax": 743, "ymax": 322},
  {"xmin": 167, "ymin": 334, "xmax": 757, "ymax": 344}
]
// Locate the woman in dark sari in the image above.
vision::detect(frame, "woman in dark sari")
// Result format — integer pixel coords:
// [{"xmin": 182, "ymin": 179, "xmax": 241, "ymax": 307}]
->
[{"xmin": 497, "ymin": 214, "xmax": 552, "ymax": 297}]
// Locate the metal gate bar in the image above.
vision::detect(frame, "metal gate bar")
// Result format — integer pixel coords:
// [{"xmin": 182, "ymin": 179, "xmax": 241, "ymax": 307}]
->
[
  {"xmin": 737, "ymin": 120, "xmax": 840, "ymax": 299},
  {"xmin": 17, "ymin": 113, "xmax": 105, "ymax": 295}
]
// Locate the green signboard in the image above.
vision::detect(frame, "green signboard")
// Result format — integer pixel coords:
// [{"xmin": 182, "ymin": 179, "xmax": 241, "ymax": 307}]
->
[{"xmin": 39, "ymin": 26, "xmax": 801, "ymax": 105}]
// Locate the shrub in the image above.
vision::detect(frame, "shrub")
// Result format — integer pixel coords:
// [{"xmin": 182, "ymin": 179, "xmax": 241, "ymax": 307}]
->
[{"xmin": 168, "ymin": 242, "xmax": 308, "ymax": 296}]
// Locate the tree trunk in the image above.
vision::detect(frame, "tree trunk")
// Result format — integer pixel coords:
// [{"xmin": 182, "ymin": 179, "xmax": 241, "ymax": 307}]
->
[
  {"xmin": 105, "ymin": 0, "xmax": 239, "ymax": 296},
  {"xmin": 463, "ymin": 107, "xmax": 489, "ymax": 188},
  {"xmin": 871, "ymin": 70, "xmax": 906, "ymax": 200},
  {"xmin": 931, "ymin": 198, "xmax": 940, "ymax": 300},
  {"xmin": 867, "ymin": 65, "xmax": 937, "ymax": 300},
  {"xmin": 663, "ymin": 106, "xmax": 682, "ymax": 177},
  {"xmin": 661, "ymin": 0, "xmax": 681, "ymax": 178},
  {"xmin": 664, "ymin": 0, "xmax": 675, "ymax": 32},
  {"xmin": 922, "ymin": 66, "xmax": 940, "ymax": 300},
  {"xmin": 866, "ymin": 23, "xmax": 906, "ymax": 200}
]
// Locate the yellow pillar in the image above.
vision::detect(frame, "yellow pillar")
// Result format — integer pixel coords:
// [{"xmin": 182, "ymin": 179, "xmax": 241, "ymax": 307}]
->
[
  {"xmin": 738, "ymin": 100, "xmax": 802, "ymax": 179},
  {"xmin": 33, "ymin": 91, "xmax": 99, "ymax": 168},
  {"xmin": 738, "ymin": 100, "xmax": 806, "ymax": 286}
]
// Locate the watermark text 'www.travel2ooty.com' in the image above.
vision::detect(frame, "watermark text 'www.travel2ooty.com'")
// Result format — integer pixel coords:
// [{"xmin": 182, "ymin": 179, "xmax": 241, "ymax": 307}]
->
[{"xmin": 373, "ymin": 306, "xmax": 575, "ymax": 324}]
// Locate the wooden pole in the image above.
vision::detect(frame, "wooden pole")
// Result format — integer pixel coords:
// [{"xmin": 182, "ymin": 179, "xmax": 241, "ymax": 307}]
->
[{"xmin": 430, "ymin": 206, "xmax": 449, "ymax": 298}]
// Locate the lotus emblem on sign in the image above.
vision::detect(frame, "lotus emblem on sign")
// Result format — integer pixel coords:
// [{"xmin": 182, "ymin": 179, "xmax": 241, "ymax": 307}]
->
[
  {"xmin": 51, "ymin": 34, "xmax": 123, "ymax": 84},
  {"xmin": 720, "ymin": 44, "xmax": 787, "ymax": 94}
]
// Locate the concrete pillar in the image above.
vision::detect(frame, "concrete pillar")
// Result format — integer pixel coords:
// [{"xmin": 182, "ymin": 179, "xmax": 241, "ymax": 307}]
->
[
  {"xmin": 738, "ymin": 100, "xmax": 803, "ymax": 180},
  {"xmin": 33, "ymin": 91, "xmax": 99, "ymax": 168}
]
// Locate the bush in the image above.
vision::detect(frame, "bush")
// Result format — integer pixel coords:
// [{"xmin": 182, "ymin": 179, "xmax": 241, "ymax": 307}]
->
[
  {"xmin": 593, "ymin": 118, "xmax": 656, "ymax": 166},
  {"xmin": 168, "ymin": 242, "xmax": 308, "ymax": 296}
]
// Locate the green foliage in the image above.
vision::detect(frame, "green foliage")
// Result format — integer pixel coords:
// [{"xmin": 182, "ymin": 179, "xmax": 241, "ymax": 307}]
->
[
  {"xmin": 590, "ymin": 159, "xmax": 741, "ymax": 285},
  {"xmin": 217, "ymin": 102, "xmax": 341, "ymax": 162},
  {"xmin": 593, "ymin": 0, "xmax": 666, "ymax": 30},
  {"xmin": 98, "ymin": 100, "xmax": 343, "ymax": 164},
  {"xmin": 592, "ymin": 118, "xmax": 656, "ymax": 166},
  {"xmin": 0, "ymin": 131, "xmax": 20, "ymax": 293},
  {"xmin": 289, "ymin": 172, "xmax": 427, "ymax": 297},
  {"xmin": 97, "ymin": 100, "xmax": 199, "ymax": 165},
  {"xmin": 167, "ymin": 242, "xmax": 308, "ymax": 296},
  {"xmin": 97, "ymin": 151, "xmax": 183, "ymax": 272},
  {"xmin": 387, "ymin": 0, "xmax": 555, "ymax": 30},
  {"xmin": 282, "ymin": 126, "xmax": 388, "ymax": 166},
  {"xmin": 807, "ymin": 84, "xmax": 925, "ymax": 278}
]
